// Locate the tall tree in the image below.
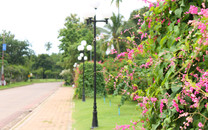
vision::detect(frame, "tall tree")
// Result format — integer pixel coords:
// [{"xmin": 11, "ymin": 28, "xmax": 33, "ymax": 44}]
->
[
  {"xmin": 111, "ymin": 0, "xmax": 122, "ymax": 15},
  {"xmin": 32, "ymin": 54, "xmax": 53, "ymax": 78},
  {"xmin": 101, "ymin": 13, "xmax": 124, "ymax": 54},
  {"xmin": 45, "ymin": 42, "xmax": 52, "ymax": 54},
  {"xmin": 58, "ymin": 14, "xmax": 93, "ymax": 71},
  {"xmin": 0, "ymin": 31, "xmax": 32, "ymax": 65}
]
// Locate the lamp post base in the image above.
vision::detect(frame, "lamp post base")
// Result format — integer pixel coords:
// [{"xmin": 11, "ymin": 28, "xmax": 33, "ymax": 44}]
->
[
  {"xmin": 82, "ymin": 95, "xmax": 85, "ymax": 102},
  {"xmin": 92, "ymin": 110, "xmax": 98, "ymax": 128}
]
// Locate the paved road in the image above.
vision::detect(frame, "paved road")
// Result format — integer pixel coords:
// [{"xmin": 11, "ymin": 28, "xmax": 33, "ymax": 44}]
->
[{"xmin": 0, "ymin": 82, "xmax": 62, "ymax": 129}]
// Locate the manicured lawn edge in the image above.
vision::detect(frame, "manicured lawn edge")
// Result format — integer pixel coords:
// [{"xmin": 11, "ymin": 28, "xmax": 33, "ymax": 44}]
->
[
  {"xmin": 0, "ymin": 79, "xmax": 64, "ymax": 90},
  {"xmin": 72, "ymin": 95, "xmax": 141, "ymax": 130}
]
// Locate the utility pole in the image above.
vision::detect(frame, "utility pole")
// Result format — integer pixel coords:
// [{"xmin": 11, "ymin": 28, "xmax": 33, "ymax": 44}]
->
[{"xmin": 1, "ymin": 35, "xmax": 6, "ymax": 86}]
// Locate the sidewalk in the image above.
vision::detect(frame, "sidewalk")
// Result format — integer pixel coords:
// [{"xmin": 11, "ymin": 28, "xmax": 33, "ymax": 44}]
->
[{"xmin": 11, "ymin": 87, "xmax": 74, "ymax": 130}]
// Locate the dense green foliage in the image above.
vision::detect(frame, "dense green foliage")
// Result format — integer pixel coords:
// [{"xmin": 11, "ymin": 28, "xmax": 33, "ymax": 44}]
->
[
  {"xmin": 74, "ymin": 61, "xmax": 105, "ymax": 98},
  {"xmin": 58, "ymin": 14, "xmax": 94, "ymax": 71},
  {"xmin": 0, "ymin": 31, "xmax": 63, "ymax": 84},
  {"xmin": 102, "ymin": 0, "xmax": 208, "ymax": 129},
  {"xmin": 57, "ymin": 0, "xmax": 208, "ymax": 129}
]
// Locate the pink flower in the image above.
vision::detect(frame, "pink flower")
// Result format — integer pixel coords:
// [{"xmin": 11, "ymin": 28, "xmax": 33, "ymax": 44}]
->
[
  {"xmin": 199, "ymin": 8, "xmax": 208, "ymax": 18},
  {"xmin": 202, "ymin": 2, "xmax": 205, "ymax": 8},
  {"xmin": 141, "ymin": 33, "xmax": 144, "ymax": 40},
  {"xmin": 198, "ymin": 22, "xmax": 206, "ymax": 33},
  {"xmin": 177, "ymin": 19, "xmax": 180, "ymax": 23},
  {"xmin": 176, "ymin": 37, "xmax": 180, "ymax": 41},
  {"xmin": 172, "ymin": 99, "xmax": 180, "ymax": 112},
  {"xmin": 161, "ymin": 19, "xmax": 165, "ymax": 24},
  {"xmin": 127, "ymin": 49, "xmax": 134, "ymax": 60},
  {"xmin": 186, "ymin": 116, "xmax": 193, "ymax": 123},
  {"xmin": 110, "ymin": 49, "xmax": 117, "ymax": 54},
  {"xmin": 151, "ymin": 97, "xmax": 157, "ymax": 103},
  {"xmin": 156, "ymin": 2, "xmax": 159, "ymax": 7},
  {"xmin": 160, "ymin": 99, "xmax": 167, "ymax": 113},
  {"xmin": 198, "ymin": 122, "xmax": 203, "ymax": 127},
  {"xmin": 148, "ymin": 22, "xmax": 151, "ymax": 28},
  {"xmin": 117, "ymin": 52, "xmax": 127, "ymax": 59},
  {"xmin": 149, "ymin": 3, "xmax": 154, "ymax": 8},
  {"xmin": 188, "ymin": 5, "xmax": 198, "ymax": 14},
  {"xmin": 168, "ymin": 21, "xmax": 171, "ymax": 26}
]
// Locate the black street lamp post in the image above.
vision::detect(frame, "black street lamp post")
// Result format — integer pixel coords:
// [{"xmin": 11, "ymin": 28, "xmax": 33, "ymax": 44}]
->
[
  {"xmin": 78, "ymin": 40, "xmax": 92, "ymax": 102},
  {"xmin": 84, "ymin": 3, "xmax": 111, "ymax": 128}
]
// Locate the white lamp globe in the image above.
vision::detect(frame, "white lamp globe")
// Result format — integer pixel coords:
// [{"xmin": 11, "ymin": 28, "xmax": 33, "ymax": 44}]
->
[
  {"xmin": 78, "ymin": 56, "xmax": 82, "ymax": 61},
  {"xmin": 77, "ymin": 45, "xmax": 81, "ymax": 51},
  {"xmin": 80, "ymin": 53, "xmax": 84, "ymax": 57},
  {"xmin": 73, "ymin": 63, "xmax": 77, "ymax": 67},
  {"xmin": 87, "ymin": 45, "xmax": 92, "ymax": 51},
  {"xmin": 84, "ymin": 56, "xmax": 88, "ymax": 61},
  {"xmin": 81, "ymin": 40, "xmax": 87, "ymax": 46},
  {"xmin": 80, "ymin": 45, "xmax": 84, "ymax": 51}
]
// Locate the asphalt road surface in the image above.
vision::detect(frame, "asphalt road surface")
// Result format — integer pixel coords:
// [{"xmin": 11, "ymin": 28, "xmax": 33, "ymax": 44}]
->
[{"xmin": 0, "ymin": 82, "xmax": 62, "ymax": 129}]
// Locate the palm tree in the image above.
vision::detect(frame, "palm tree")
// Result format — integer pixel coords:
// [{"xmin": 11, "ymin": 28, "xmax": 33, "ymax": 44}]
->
[
  {"xmin": 111, "ymin": 0, "xmax": 123, "ymax": 15},
  {"xmin": 45, "ymin": 42, "xmax": 52, "ymax": 54},
  {"xmin": 99, "ymin": 13, "xmax": 124, "ymax": 54}
]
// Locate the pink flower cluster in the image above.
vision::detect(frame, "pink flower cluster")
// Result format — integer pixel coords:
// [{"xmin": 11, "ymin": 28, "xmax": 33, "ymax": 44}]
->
[
  {"xmin": 160, "ymin": 99, "xmax": 168, "ymax": 114},
  {"xmin": 115, "ymin": 125, "xmax": 130, "ymax": 130},
  {"xmin": 117, "ymin": 52, "xmax": 127, "ymax": 59},
  {"xmin": 127, "ymin": 49, "xmax": 134, "ymax": 60},
  {"xmin": 137, "ymin": 44, "xmax": 144, "ymax": 54},
  {"xmin": 140, "ymin": 56, "xmax": 153, "ymax": 68},
  {"xmin": 188, "ymin": 5, "xmax": 198, "ymax": 14},
  {"xmin": 172, "ymin": 99, "xmax": 180, "ymax": 112},
  {"xmin": 111, "ymin": 49, "xmax": 117, "ymax": 54}
]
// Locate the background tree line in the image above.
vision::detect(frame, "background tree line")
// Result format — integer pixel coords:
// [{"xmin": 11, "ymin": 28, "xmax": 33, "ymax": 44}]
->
[{"xmin": 0, "ymin": 31, "xmax": 63, "ymax": 83}]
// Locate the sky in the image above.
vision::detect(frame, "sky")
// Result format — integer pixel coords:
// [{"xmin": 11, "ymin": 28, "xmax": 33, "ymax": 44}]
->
[{"xmin": 0, "ymin": 0, "xmax": 149, "ymax": 55}]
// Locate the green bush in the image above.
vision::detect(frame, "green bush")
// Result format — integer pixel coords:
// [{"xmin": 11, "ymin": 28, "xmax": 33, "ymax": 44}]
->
[
  {"xmin": 74, "ymin": 61, "xmax": 105, "ymax": 98},
  {"xmin": 59, "ymin": 69, "xmax": 72, "ymax": 85},
  {"xmin": 103, "ymin": 57, "xmax": 128, "ymax": 94}
]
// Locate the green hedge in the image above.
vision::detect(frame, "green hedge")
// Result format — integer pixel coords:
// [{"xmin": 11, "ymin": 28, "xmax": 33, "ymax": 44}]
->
[{"xmin": 74, "ymin": 61, "xmax": 105, "ymax": 98}]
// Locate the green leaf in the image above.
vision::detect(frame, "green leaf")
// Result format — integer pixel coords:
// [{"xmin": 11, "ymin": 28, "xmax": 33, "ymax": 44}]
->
[
  {"xmin": 171, "ymin": 84, "xmax": 181, "ymax": 93},
  {"xmin": 160, "ymin": 36, "xmax": 167, "ymax": 47},
  {"xmin": 164, "ymin": 117, "xmax": 171, "ymax": 124},
  {"xmin": 152, "ymin": 122, "xmax": 161, "ymax": 130},
  {"xmin": 165, "ymin": 81, "xmax": 169, "ymax": 89},
  {"xmin": 167, "ymin": 36, "xmax": 175, "ymax": 48},
  {"xmin": 175, "ymin": 8, "xmax": 182, "ymax": 18},
  {"xmin": 174, "ymin": 26, "xmax": 180, "ymax": 36}
]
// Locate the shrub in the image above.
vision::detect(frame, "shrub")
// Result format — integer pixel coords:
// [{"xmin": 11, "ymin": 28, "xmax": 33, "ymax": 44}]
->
[
  {"xmin": 74, "ymin": 61, "xmax": 105, "ymax": 98},
  {"xmin": 103, "ymin": 57, "xmax": 128, "ymax": 94},
  {"xmin": 59, "ymin": 69, "xmax": 72, "ymax": 85},
  {"xmin": 114, "ymin": 0, "xmax": 208, "ymax": 129}
]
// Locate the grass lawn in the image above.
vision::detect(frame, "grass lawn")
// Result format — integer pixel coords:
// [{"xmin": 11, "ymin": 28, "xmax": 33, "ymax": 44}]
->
[
  {"xmin": 72, "ymin": 95, "xmax": 141, "ymax": 130},
  {"xmin": 0, "ymin": 79, "xmax": 64, "ymax": 90}
]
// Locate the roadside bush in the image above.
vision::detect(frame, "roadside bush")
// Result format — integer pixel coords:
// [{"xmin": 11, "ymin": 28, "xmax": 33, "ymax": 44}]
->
[
  {"xmin": 114, "ymin": 0, "xmax": 208, "ymax": 129},
  {"xmin": 74, "ymin": 61, "xmax": 105, "ymax": 98},
  {"xmin": 59, "ymin": 69, "xmax": 72, "ymax": 85},
  {"xmin": 5, "ymin": 65, "xmax": 29, "ymax": 83},
  {"xmin": 103, "ymin": 57, "xmax": 128, "ymax": 94}
]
